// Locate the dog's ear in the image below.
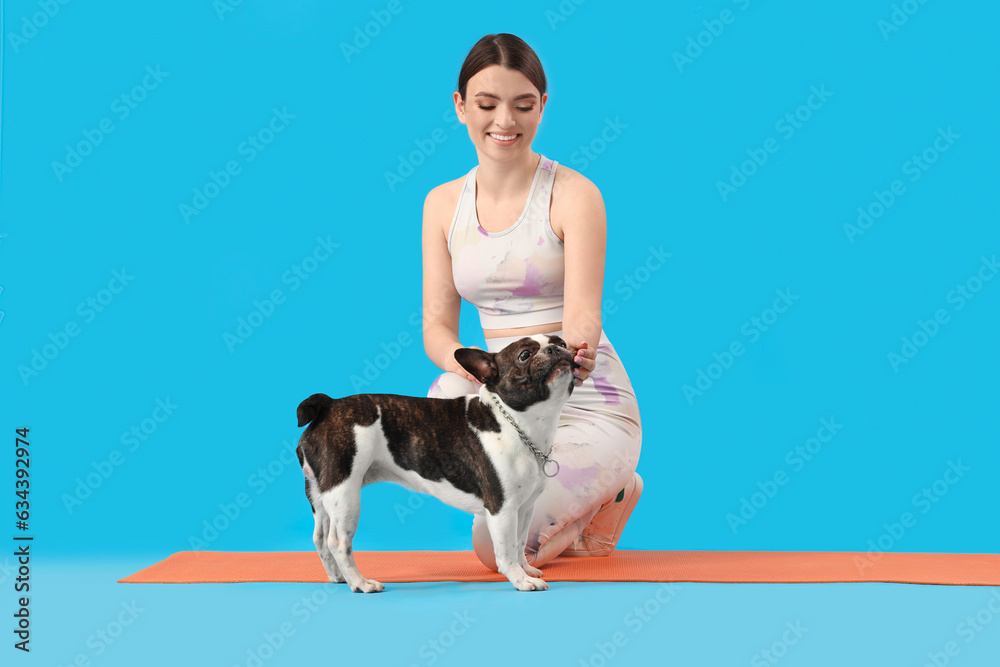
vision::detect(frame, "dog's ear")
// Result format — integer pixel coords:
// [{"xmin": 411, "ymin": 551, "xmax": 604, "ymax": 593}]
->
[{"xmin": 454, "ymin": 347, "xmax": 498, "ymax": 385}]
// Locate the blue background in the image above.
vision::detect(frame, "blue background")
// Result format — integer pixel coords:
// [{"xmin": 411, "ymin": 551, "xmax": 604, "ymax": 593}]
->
[{"xmin": 2, "ymin": 1, "xmax": 998, "ymax": 665}]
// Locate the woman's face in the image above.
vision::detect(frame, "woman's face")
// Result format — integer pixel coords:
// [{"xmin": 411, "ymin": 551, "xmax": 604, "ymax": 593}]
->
[{"xmin": 455, "ymin": 64, "xmax": 546, "ymax": 162}]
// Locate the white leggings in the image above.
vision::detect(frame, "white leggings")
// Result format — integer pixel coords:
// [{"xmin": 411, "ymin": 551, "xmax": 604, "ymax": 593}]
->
[{"xmin": 427, "ymin": 329, "xmax": 642, "ymax": 559}]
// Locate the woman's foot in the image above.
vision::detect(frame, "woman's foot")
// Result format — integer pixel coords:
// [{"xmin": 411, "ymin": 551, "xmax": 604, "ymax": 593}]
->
[
  {"xmin": 525, "ymin": 509, "xmax": 596, "ymax": 567},
  {"xmin": 472, "ymin": 509, "xmax": 594, "ymax": 571},
  {"xmin": 559, "ymin": 472, "xmax": 643, "ymax": 557}
]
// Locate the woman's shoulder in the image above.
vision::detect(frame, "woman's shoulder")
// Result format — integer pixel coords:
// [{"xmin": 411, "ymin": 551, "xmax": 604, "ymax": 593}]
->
[
  {"xmin": 550, "ymin": 161, "xmax": 606, "ymax": 237},
  {"xmin": 551, "ymin": 161, "xmax": 602, "ymax": 194},
  {"xmin": 423, "ymin": 172, "xmax": 469, "ymax": 237},
  {"xmin": 425, "ymin": 172, "xmax": 466, "ymax": 205}
]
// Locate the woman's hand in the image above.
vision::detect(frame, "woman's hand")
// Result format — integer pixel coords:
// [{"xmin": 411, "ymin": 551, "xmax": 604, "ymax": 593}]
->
[{"xmin": 568, "ymin": 341, "xmax": 596, "ymax": 387}]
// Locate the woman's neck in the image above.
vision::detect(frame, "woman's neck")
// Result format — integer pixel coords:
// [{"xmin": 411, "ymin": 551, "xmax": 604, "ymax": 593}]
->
[{"xmin": 475, "ymin": 152, "xmax": 540, "ymax": 202}]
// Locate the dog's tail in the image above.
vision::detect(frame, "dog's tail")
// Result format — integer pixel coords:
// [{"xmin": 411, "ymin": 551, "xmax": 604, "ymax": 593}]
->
[{"xmin": 297, "ymin": 393, "xmax": 334, "ymax": 428}]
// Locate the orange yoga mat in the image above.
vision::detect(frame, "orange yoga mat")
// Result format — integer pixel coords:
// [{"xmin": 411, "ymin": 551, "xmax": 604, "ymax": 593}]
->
[{"xmin": 118, "ymin": 550, "xmax": 1000, "ymax": 586}]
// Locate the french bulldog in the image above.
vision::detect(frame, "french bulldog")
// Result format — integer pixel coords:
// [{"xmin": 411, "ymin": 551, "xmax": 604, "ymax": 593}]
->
[{"xmin": 295, "ymin": 333, "xmax": 578, "ymax": 593}]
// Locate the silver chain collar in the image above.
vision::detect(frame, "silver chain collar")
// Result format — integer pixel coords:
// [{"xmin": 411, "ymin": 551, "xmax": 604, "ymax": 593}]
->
[{"xmin": 487, "ymin": 391, "xmax": 560, "ymax": 478}]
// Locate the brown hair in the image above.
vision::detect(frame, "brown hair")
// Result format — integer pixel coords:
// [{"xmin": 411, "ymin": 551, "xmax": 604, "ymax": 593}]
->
[{"xmin": 457, "ymin": 33, "xmax": 547, "ymax": 102}]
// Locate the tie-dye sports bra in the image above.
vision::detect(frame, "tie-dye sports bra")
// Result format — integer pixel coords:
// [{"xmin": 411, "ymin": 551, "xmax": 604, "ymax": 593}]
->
[{"xmin": 447, "ymin": 155, "xmax": 565, "ymax": 329}]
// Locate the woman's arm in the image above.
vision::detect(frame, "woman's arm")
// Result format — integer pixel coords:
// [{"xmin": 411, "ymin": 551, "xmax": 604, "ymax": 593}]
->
[
  {"xmin": 421, "ymin": 184, "xmax": 480, "ymax": 382},
  {"xmin": 555, "ymin": 169, "xmax": 607, "ymax": 383}
]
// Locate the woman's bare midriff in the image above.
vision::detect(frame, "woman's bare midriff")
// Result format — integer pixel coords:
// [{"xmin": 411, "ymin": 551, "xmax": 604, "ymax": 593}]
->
[{"xmin": 483, "ymin": 323, "xmax": 563, "ymax": 339}]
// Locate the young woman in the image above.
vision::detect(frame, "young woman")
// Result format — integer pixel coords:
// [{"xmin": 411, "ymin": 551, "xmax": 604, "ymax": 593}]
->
[{"xmin": 422, "ymin": 33, "xmax": 642, "ymax": 569}]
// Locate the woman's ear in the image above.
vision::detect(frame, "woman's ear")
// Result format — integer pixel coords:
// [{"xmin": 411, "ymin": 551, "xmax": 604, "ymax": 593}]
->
[{"xmin": 453, "ymin": 91, "xmax": 467, "ymax": 124}]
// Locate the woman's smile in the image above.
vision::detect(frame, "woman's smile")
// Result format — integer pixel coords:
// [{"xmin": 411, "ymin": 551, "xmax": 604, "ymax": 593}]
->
[{"xmin": 487, "ymin": 132, "xmax": 521, "ymax": 146}]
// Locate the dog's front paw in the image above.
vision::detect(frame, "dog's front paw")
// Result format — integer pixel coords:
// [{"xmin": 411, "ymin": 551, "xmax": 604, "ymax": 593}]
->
[
  {"xmin": 513, "ymin": 576, "xmax": 549, "ymax": 592},
  {"xmin": 351, "ymin": 578, "xmax": 385, "ymax": 593}
]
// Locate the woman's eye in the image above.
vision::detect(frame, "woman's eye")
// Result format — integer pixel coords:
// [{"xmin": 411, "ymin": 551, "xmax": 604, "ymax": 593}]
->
[
  {"xmin": 477, "ymin": 105, "xmax": 534, "ymax": 112},
  {"xmin": 518, "ymin": 350, "xmax": 531, "ymax": 361}
]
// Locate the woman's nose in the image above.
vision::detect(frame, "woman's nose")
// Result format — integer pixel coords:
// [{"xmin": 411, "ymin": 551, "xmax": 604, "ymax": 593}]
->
[{"xmin": 495, "ymin": 106, "xmax": 515, "ymax": 128}]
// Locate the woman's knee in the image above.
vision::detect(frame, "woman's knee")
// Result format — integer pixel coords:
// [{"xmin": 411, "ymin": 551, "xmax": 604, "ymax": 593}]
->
[
  {"xmin": 471, "ymin": 515, "xmax": 499, "ymax": 572},
  {"xmin": 427, "ymin": 371, "xmax": 480, "ymax": 399}
]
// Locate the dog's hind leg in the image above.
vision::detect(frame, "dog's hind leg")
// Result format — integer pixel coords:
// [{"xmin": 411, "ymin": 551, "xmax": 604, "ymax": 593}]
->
[
  {"xmin": 311, "ymin": 492, "xmax": 345, "ymax": 583},
  {"xmin": 321, "ymin": 484, "xmax": 384, "ymax": 593},
  {"xmin": 302, "ymin": 460, "xmax": 345, "ymax": 584}
]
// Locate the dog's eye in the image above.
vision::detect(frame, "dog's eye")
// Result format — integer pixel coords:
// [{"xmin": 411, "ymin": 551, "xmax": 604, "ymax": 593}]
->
[
  {"xmin": 558, "ymin": 341, "xmax": 567, "ymax": 348},
  {"xmin": 518, "ymin": 350, "xmax": 531, "ymax": 362}
]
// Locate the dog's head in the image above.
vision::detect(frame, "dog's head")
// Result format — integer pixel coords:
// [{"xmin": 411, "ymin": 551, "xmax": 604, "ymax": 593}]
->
[{"xmin": 454, "ymin": 334, "xmax": 578, "ymax": 412}]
